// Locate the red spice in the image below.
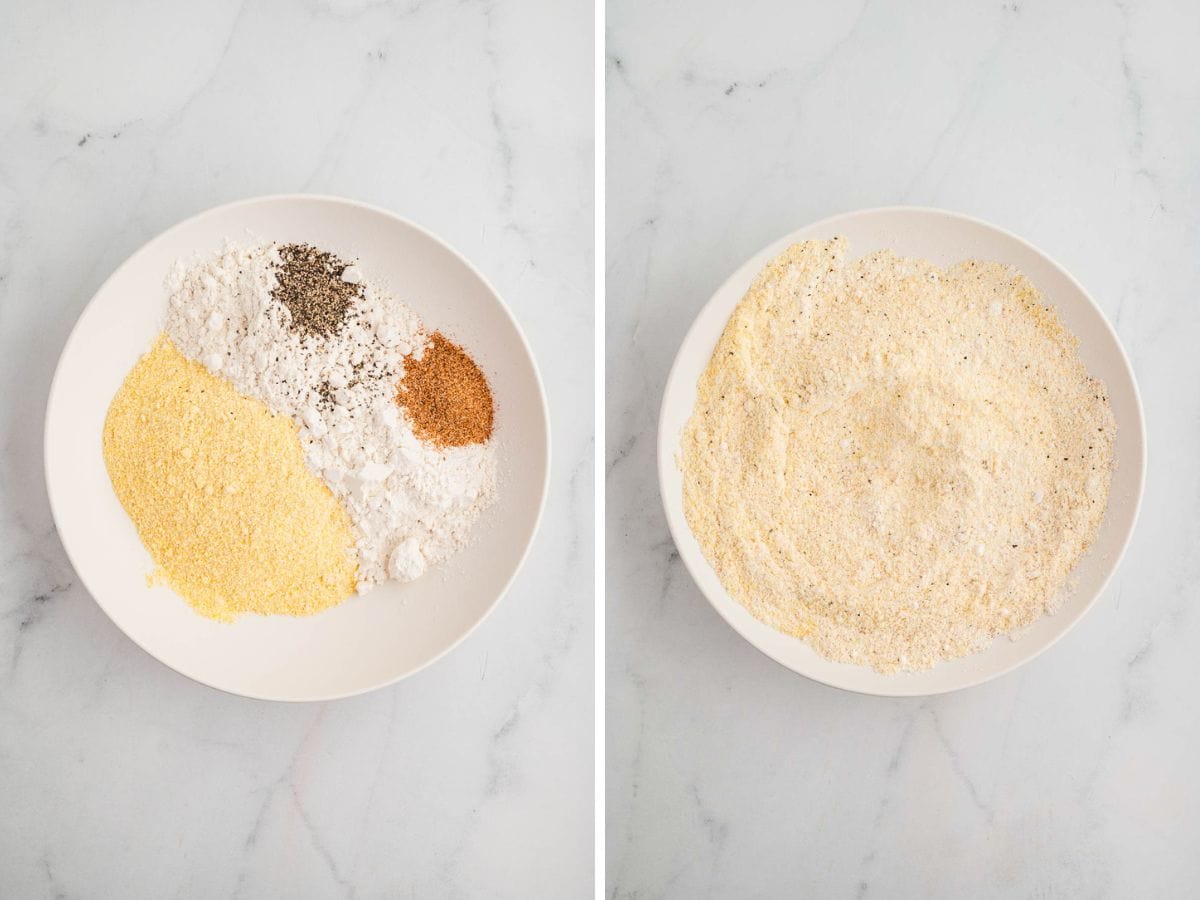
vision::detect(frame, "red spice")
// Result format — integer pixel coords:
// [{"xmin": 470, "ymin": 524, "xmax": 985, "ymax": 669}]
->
[{"xmin": 396, "ymin": 332, "xmax": 493, "ymax": 448}]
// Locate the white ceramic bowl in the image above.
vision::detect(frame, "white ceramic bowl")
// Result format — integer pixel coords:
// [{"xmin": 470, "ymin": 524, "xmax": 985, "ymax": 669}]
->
[
  {"xmin": 46, "ymin": 195, "xmax": 550, "ymax": 701},
  {"xmin": 659, "ymin": 207, "xmax": 1145, "ymax": 696}
]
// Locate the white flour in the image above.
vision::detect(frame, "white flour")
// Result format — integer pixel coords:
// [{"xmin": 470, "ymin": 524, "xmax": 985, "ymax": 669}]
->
[{"xmin": 163, "ymin": 240, "xmax": 497, "ymax": 590}]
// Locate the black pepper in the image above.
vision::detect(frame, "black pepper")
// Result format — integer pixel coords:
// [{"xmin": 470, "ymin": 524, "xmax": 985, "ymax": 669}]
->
[
  {"xmin": 272, "ymin": 243, "xmax": 361, "ymax": 337},
  {"xmin": 316, "ymin": 380, "xmax": 336, "ymax": 410}
]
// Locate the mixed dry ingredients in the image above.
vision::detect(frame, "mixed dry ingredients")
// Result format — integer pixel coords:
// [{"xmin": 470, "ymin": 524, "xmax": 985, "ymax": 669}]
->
[
  {"xmin": 103, "ymin": 240, "xmax": 497, "ymax": 622},
  {"xmin": 680, "ymin": 238, "xmax": 1115, "ymax": 673}
]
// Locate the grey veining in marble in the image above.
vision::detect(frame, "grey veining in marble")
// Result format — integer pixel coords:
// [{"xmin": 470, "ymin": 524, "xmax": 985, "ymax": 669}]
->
[
  {"xmin": 607, "ymin": 1, "xmax": 1199, "ymax": 896},
  {"xmin": 0, "ymin": 1, "xmax": 592, "ymax": 896}
]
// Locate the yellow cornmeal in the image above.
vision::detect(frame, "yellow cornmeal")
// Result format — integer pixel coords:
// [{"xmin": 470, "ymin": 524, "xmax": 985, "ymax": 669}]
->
[{"xmin": 103, "ymin": 335, "xmax": 357, "ymax": 621}]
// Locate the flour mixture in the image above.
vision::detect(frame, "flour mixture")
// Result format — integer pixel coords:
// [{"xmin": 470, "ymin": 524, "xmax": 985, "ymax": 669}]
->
[
  {"xmin": 679, "ymin": 238, "xmax": 1115, "ymax": 672},
  {"xmin": 163, "ymin": 241, "xmax": 497, "ymax": 591}
]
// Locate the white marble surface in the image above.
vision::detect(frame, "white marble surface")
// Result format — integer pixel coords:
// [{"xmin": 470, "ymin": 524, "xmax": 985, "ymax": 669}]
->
[
  {"xmin": 607, "ymin": 1, "xmax": 1199, "ymax": 896},
  {"xmin": 0, "ymin": 1, "xmax": 592, "ymax": 897}
]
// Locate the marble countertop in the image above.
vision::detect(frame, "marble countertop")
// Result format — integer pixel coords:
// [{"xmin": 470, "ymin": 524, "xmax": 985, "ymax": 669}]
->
[
  {"xmin": 607, "ymin": 1, "xmax": 1199, "ymax": 896},
  {"xmin": 0, "ymin": 1, "xmax": 592, "ymax": 897}
]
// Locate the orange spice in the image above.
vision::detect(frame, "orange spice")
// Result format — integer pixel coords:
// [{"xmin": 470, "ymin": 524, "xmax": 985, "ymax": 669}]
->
[{"xmin": 397, "ymin": 332, "xmax": 494, "ymax": 448}]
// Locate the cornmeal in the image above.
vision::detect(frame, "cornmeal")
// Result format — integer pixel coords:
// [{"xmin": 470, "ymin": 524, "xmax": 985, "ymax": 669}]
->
[
  {"xmin": 103, "ymin": 336, "xmax": 357, "ymax": 622},
  {"xmin": 680, "ymin": 238, "xmax": 1115, "ymax": 672}
]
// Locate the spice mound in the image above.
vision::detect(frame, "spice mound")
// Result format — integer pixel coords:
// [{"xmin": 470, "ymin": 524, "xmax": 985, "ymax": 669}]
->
[
  {"xmin": 273, "ymin": 243, "xmax": 361, "ymax": 337},
  {"xmin": 679, "ymin": 237, "xmax": 1116, "ymax": 673},
  {"xmin": 103, "ymin": 336, "xmax": 358, "ymax": 622},
  {"xmin": 398, "ymin": 331, "xmax": 494, "ymax": 448}
]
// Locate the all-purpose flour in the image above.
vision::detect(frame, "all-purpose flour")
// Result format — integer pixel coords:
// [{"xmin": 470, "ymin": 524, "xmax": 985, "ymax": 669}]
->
[{"xmin": 164, "ymin": 240, "xmax": 497, "ymax": 590}]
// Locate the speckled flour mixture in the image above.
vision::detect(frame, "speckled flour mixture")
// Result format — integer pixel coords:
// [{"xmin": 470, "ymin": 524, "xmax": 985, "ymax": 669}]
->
[
  {"xmin": 680, "ymin": 238, "xmax": 1115, "ymax": 672},
  {"xmin": 164, "ymin": 240, "xmax": 497, "ymax": 590}
]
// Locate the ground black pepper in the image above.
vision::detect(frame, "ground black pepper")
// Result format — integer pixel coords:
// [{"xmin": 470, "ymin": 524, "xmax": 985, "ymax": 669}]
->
[
  {"xmin": 272, "ymin": 244, "xmax": 361, "ymax": 337},
  {"xmin": 316, "ymin": 380, "xmax": 336, "ymax": 410}
]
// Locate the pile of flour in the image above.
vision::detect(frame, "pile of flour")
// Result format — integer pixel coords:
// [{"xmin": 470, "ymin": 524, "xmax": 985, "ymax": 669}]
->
[{"xmin": 164, "ymin": 240, "xmax": 497, "ymax": 589}]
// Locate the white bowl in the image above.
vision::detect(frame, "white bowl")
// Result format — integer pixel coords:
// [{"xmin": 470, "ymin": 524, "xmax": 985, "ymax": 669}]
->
[
  {"xmin": 658, "ymin": 207, "xmax": 1145, "ymax": 696},
  {"xmin": 45, "ymin": 195, "xmax": 550, "ymax": 701}
]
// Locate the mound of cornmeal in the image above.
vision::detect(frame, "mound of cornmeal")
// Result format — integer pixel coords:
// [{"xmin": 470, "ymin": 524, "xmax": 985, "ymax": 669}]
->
[{"xmin": 103, "ymin": 337, "xmax": 358, "ymax": 622}]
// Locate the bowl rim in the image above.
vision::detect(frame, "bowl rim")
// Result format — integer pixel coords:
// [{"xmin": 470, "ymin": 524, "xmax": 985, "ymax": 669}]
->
[
  {"xmin": 657, "ymin": 205, "xmax": 1146, "ymax": 696},
  {"xmin": 44, "ymin": 192, "xmax": 552, "ymax": 703}
]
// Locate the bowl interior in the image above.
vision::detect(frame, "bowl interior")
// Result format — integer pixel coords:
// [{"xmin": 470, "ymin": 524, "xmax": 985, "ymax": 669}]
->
[
  {"xmin": 45, "ymin": 195, "xmax": 549, "ymax": 701},
  {"xmin": 658, "ymin": 207, "xmax": 1144, "ymax": 696}
]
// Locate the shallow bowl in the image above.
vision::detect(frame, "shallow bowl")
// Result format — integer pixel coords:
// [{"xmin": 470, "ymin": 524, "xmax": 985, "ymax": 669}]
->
[
  {"xmin": 46, "ymin": 194, "xmax": 550, "ymax": 701},
  {"xmin": 658, "ymin": 207, "xmax": 1144, "ymax": 696}
]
